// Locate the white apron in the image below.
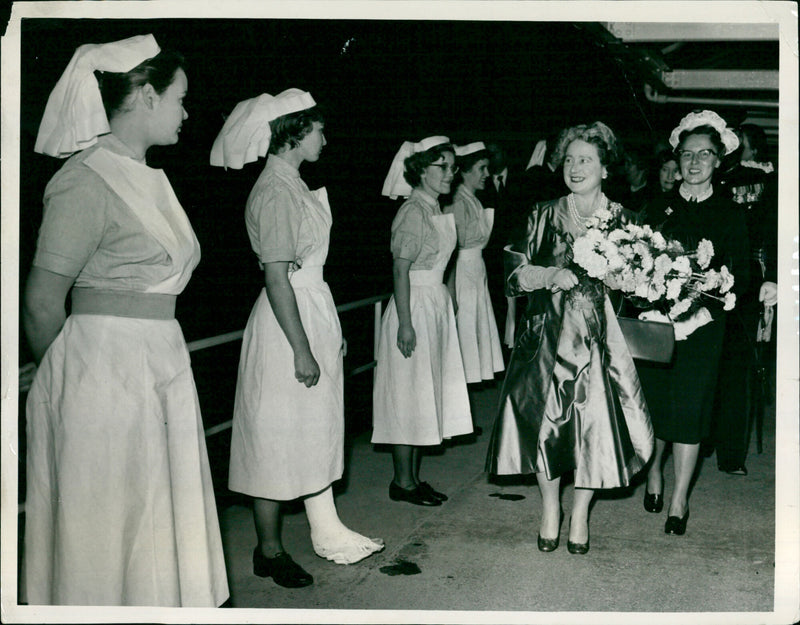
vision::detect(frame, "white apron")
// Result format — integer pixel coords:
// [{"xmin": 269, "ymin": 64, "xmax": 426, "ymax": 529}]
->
[
  {"xmin": 23, "ymin": 148, "xmax": 228, "ymax": 607},
  {"xmin": 454, "ymin": 208, "xmax": 504, "ymax": 382},
  {"xmin": 372, "ymin": 213, "xmax": 473, "ymax": 445},
  {"xmin": 228, "ymin": 188, "xmax": 345, "ymax": 501}
]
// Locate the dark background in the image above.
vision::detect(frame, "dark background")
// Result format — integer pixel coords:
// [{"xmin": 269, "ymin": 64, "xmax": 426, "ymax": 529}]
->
[{"xmin": 14, "ymin": 17, "xmax": 778, "ymax": 499}]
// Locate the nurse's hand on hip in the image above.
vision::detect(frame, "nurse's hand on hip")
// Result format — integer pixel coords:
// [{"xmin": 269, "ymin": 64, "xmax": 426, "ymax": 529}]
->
[{"xmin": 294, "ymin": 348, "xmax": 320, "ymax": 387}]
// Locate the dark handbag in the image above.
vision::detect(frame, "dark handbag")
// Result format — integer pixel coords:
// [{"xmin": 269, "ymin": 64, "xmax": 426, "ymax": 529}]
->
[{"xmin": 616, "ymin": 317, "xmax": 675, "ymax": 363}]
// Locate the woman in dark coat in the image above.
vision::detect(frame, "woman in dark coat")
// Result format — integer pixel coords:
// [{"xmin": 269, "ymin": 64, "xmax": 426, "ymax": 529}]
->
[{"xmin": 638, "ymin": 110, "xmax": 750, "ymax": 535}]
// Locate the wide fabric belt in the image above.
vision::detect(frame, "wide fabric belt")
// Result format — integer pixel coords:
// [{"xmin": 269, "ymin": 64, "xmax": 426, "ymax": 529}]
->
[
  {"xmin": 289, "ymin": 265, "xmax": 325, "ymax": 288},
  {"xmin": 409, "ymin": 269, "xmax": 445, "ymax": 286},
  {"xmin": 71, "ymin": 287, "xmax": 176, "ymax": 320},
  {"xmin": 457, "ymin": 247, "xmax": 483, "ymax": 261}
]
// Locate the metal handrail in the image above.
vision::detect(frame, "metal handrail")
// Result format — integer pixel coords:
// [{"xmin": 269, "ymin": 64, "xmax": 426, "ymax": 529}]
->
[{"xmin": 17, "ymin": 291, "xmax": 392, "ymax": 514}]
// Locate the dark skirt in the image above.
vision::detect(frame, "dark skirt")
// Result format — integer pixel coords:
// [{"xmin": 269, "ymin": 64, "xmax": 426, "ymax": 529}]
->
[{"xmin": 635, "ymin": 316, "xmax": 726, "ymax": 444}]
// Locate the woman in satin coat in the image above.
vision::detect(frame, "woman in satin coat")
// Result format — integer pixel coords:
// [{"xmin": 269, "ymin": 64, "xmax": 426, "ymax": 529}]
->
[{"xmin": 486, "ymin": 122, "xmax": 654, "ymax": 555}]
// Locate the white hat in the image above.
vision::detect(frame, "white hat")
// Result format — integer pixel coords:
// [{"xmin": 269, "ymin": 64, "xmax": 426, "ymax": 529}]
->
[
  {"xmin": 381, "ymin": 135, "xmax": 451, "ymax": 199},
  {"xmin": 455, "ymin": 142, "xmax": 486, "ymax": 157},
  {"xmin": 209, "ymin": 88, "xmax": 316, "ymax": 169},
  {"xmin": 35, "ymin": 34, "xmax": 161, "ymax": 158},
  {"xmin": 669, "ymin": 110, "xmax": 740, "ymax": 155}
]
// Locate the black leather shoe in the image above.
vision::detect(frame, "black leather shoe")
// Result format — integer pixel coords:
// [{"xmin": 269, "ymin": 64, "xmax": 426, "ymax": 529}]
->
[
  {"xmin": 567, "ymin": 538, "xmax": 590, "ymax": 555},
  {"xmin": 253, "ymin": 549, "xmax": 313, "ymax": 588},
  {"xmin": 389, "ymin": 481, "xmax": 442, "ymax": 506},
  {"xmin": 664, "ymin": 510, "xmax": 690, "ymax": 535},
  {"xmin": 567, "ymin": 518, "xmax": 589, "ymax": 554},
  {"xmin": 537, "ymin": 534, "xmax": 560, "ymax": 552},
  {"xmin": 643, "ymin": 491, "xmax": 664, "ymax": 513},
  {"xmin": 418, "ymin": 481, "xmax": 448, "ymax": 502}
]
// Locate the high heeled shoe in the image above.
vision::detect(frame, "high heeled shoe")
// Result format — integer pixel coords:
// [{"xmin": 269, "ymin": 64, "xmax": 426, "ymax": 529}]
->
[
  {"xmin": 253, "ymin": 548, "xmax": 313, "ymax": 588},
  {"xmin": 643, "ymin": 491, "xmax": 664, "ymax": 513},
  {"xmin": 664, "ymin": 509, "xmax": 689, "ymax": 535},
  {"xmin": 567, "ymin": 518, "xmax": 590, "ymax": 555},
  {"xmin": 537, "ymin": 511, "xmax": 563, "ymax": 552}
]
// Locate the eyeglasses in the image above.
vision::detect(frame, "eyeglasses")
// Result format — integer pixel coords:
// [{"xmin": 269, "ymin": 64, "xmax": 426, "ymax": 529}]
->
[
  {"xmin": 677, "ymin": 149, "xmax": 717, "ymax": 163},
  {"xmin": 429, "ymin": 163, "xmax": 459, "ymax": 175}
]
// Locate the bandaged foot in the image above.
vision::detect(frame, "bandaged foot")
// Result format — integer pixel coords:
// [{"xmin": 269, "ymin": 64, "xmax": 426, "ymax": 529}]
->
[{"xmin": 305, "ymin": 487, "xmax": 385, "ymax": 565}]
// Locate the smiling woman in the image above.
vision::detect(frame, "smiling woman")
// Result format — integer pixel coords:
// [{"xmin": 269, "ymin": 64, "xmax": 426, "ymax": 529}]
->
[{"xmin": 486, "ymin": 121, "xmax": 654, "ymax": 555}]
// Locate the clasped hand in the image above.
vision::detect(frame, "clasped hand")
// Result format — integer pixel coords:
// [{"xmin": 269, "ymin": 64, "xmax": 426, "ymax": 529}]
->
[
  {"xmin": 548, "ymin": 268, "xmax": 579, "ymax": 293},
  {"xmin": 397, "ymin": 324, "xmax": 416, "ymax": 358},
  {"xmin": 294, "ymin": 349, "xmax": 320, "ymax": 387}
]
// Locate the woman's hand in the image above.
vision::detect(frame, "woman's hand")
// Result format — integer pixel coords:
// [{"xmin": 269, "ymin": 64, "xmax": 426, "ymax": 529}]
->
[
  {"xmin": 759, "ymin": 281, "xmax": 777, "ymax": 307},
  {"xmin": 548, "ymin": 268, "xmax": 579, "ymax": 292},
  {"xmin": 294, "ymin": 348, "xmax": 320, "ymax": 387},
  {"xmin": 397, "ymin": 323, "xmax": 416, "ymax": 358}
]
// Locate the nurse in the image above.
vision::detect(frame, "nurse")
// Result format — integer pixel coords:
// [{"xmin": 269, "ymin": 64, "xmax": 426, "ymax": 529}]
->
[
  {"xmin": 444, "ymin": 141, "xmax": 505, "ymax": 385},
  {"xmin": 211, "ymin": 90, "xmax": 383, "ymax": 588},
  {"xmin": 22, "ymin": 35, "xmax": 228, "ymax": 606},
  {"xmin": 372, "ymin": 136, "xmax": 473, "ymax": 506}
]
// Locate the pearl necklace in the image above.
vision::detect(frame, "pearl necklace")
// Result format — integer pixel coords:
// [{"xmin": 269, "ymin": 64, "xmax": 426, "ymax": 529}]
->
[{"xmin": 567, "ymin": 193, "xmax": 606, "ymax": 228}]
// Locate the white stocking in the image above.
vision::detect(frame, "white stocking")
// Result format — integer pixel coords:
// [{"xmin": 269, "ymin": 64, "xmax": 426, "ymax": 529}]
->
[{"xmin": 304, "ymin": 486, "xmax": 384, "ymax": 565}]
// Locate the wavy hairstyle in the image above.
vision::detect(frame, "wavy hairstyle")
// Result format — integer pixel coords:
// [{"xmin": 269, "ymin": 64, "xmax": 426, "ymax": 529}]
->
[
  {"xmin": 552, "ymin": 121, "xmax": 620, "ymax": 168},
  {"xmin": 268, "ymin": 106, "xmax": 325, "ymax": 154},
  {"xmin": 403, "ymin": 142, "xmax": 456, "ymax": 189}
]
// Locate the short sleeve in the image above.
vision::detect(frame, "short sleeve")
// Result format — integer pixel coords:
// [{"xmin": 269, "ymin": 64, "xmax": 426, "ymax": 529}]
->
[
  {"xmin": 390, "ymin": 202, "xmax": 425, "ymax": 262},
  {"xmin": 248, "ymin": 181, "xmax": 301, "ymax": 263},
  {"xmin": 33, "ymin": 166, "xmax": 107, "ymax": 277}
]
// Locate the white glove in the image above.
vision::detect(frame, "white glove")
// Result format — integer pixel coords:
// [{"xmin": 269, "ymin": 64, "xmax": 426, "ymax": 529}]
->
[
  {"xmin": 673, "ymin": 307, "xmax": 712, "ymax": 341},
  {"xmin": 638, "ymin": 310, "xmax": 671, "ymax": 324},
  {"xmin": 759, "ymin": 281, "xmax": 777, "ymax": 307}
]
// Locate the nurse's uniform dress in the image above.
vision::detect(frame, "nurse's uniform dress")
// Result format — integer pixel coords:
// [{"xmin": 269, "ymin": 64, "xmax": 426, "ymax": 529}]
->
[
  {"xmin": 444, "ymin": 185, "xmax": 505, "ymax": 383},
  {"xmin": 229, "ymin": 155, "xmax": 344, "ymax": 501},
  {"xmin": 372, "ymin": 189, "xmax": 473, "ymax": 446},
  {"xmin": 23, "ymin": 135, "xmax": 229, "ymax": 606},
  {"xmin": 486, "ymin": 196, "xmax": 654, "ymax": 488}
]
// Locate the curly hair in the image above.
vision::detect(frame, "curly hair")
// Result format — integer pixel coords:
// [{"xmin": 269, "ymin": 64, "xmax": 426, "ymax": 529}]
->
[
  {"xmin": 96, "ymin": 50, "xmax": 185, "ymax": 120},
  {"xmin": 552, "ymin": 121, "xmax": 620, "ymax": 168},
  {"xmin": 268, "ymin": 106, "xmax": 325, "ymax": 154},
  {"xmin": 403, "ymin": 142, "xmax": 455, "ymax": 189}
]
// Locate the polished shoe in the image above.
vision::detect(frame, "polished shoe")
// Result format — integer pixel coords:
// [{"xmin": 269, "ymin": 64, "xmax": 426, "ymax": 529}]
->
[
  {"xmin": 567, "ymin": 539, "xmax": 590, "ymax": 555},
  {"xmin": 253, "ymin": 548, "xmax": 313, "ymax": 588},
  {"xmin": 537, "ymin": 533, "xmax": 560, "ymax": 552},
  {"xmin": 418, "ymin": 481, "xmax": 448, "ymax": 502},
  {"xmin": 537, "ymin": 511, "xmax": 563, "ymax": 552},
  {"xmin": 643, "ymin": 491, "xmax": 664, "ymax": 513},
  {"xmin": 389, "ymin": 481, "xmax": 442, "ymax": 506},
  {"xmin": 664, "ymin": 510, "xmax": 690, "ymax": 535},
  {"xmin": 567, "ymin": 518, "xmax": 590, "ymax": 554}
]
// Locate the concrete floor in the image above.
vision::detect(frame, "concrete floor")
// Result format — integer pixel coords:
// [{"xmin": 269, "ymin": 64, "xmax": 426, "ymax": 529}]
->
[{"xmin": 218, "ymin": 383, "xmax": 783, "ymax": 622}]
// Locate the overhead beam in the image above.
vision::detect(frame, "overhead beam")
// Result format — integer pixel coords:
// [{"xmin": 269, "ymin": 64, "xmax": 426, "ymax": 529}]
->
[
  {"xmin": 601, "ymin": 22, "xmax": 779, "ymax": 42},
  {"xmin": 660, "ymin": 69, "xmax": 779, "ymax": 90}
]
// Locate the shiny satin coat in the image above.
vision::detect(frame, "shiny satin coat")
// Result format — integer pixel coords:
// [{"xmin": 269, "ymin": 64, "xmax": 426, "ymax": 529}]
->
[{"xmin": 486, "ymin": 196, "xmax": 654, "ymax": 488}]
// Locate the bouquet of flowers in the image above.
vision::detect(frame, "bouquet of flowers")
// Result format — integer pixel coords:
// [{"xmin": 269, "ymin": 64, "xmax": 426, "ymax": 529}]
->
[{"xmin": 569, "ymin": 207, "xmax": 736, "ymax": 321}]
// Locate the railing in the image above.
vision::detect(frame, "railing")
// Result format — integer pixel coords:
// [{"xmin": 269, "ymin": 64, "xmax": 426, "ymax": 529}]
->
[
  {"xmin": 17, "ymin": 292, "xmax": 392, "ymax": 512},
  {"xmin": 192, "ymin": 292, "xmax": 391, "ymax": 439}
]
